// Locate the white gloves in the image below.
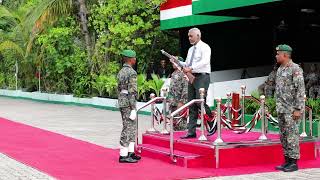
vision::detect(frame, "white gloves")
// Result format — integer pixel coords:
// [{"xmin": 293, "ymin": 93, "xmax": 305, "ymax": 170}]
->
[{"xmin": 129, "ymin": 109, "xmax": 137, "ymax": 120}]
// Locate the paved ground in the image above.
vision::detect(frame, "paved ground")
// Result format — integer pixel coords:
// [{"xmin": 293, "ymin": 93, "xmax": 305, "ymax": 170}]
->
[
  {"xmin": 0, "ymin": 154, "xmax": 53, "ymax": 180},
  {"xmin": 0, "ymin": 96, "xmax": 319, "ymax": 179}
]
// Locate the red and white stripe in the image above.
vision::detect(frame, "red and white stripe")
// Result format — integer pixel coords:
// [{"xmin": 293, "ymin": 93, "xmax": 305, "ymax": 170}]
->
[{"xmin": 160, "ymin": 0, "xmax": 193, "ymax": 21}]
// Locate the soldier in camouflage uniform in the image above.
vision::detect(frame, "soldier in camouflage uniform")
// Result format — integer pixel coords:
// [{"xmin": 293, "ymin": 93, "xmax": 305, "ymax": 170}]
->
[
  {"xmin": 305, "ymin": 65, "xmax": 320, "ymax": 98},
  {"xmin": 117, "ymin": 50, "xmax": 141, "ymax": 163},
  {"xmin": 274, "ymin": 44, "xmax": 305, "ymax": 172},
  {"xmin": 168, "ymin": 58, "xmax": 188, "ymax": 131}
]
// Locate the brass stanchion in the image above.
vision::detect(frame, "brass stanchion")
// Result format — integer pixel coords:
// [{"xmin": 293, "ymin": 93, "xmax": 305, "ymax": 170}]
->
[
  {"xmin": 198, "ymin": 88, "xmax": 207, "ymax": 141},
  {"xmin": 226, "ymin": 93, "xmax": 232, "ymax": 122},
  {"xmin": 258, "ymin": 95, "xmax": 268, "ymax": 141},
  {"xmin": 147, "ymin": 93, "xmax": 158, "ymax": 133},
  {"xmin": 161, "ymin": 88, "xmax": 169, "ymax": 134},
  {"xmin": 240, "ymin": 85, "xmax": 246, "ymax": 126},
  {"xmin": 309, "ymin": 108, "xmax": 313, "ymax": 137},
  {"xmin": 300, "ymin": 95, "xmax": 307, "ymax": 137},
  {"xmin": 214, "ymin": 97, "xmax": 224, "ymax": 144}
]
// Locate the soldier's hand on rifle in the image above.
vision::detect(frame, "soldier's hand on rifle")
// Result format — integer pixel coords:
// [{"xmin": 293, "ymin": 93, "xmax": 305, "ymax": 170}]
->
[
  {"xmin": 292, "ymin": 110, "xmax": 302, "ymax": 120},
  {"xmin": 183, "ymin": 67, "xmax": 192, "ymax": 73}
]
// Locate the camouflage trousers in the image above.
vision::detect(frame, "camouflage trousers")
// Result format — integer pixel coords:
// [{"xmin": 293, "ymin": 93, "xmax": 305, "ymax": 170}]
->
[
  {"xmin": 278, "ymin": 113, "xmax": 300, "ymax": 159},
  {"xmin": 119, "ymin": 107, "xmax": 136, "ymax": 147}
]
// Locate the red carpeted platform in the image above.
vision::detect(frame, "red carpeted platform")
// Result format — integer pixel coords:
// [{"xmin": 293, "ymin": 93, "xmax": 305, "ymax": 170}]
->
[
  {"xmin": 140, "ymin": 129, "xmax": 318, "ymax": 168},
  {"xmin": 0, "ymin": 117, "xmax": 319, "ymax": 180}
]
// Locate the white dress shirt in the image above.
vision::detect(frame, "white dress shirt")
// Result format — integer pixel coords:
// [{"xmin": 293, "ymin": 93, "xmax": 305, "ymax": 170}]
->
[{"xmin": 180, "ymin": 40, "xmax": 211, "ymax": 74}]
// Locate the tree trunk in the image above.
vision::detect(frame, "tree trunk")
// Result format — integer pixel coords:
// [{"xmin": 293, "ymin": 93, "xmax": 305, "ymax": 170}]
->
[{"xmin": 77, "ymin": 0, "xmax": 92, "ymax": 61}]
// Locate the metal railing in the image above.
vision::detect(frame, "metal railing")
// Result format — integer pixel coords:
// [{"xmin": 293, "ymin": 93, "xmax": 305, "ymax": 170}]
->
[
  {"xmin": 169, "ymin": 93, "xmax": 205, "ymax": 162},
  {"xmin": 240, "ymin": 85, "xmax": 246, "ymax": 125},
  {"xmin": 214, "ymin": 97, "xmax": 223, "ymax": 144},
  {"xmin": 136, "ymin": 95, "xmax": 166, "ymax": 151}
]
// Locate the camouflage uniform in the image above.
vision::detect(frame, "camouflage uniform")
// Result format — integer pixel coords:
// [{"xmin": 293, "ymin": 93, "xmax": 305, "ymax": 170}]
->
[
  {"xmin": 275, "ymin": 60, "xmax": 305, "ymax": 159},
  {"xmin": 168, "ymin": 70, "xmax": 188, "ymax": 131},
  {"xmin": 258, "ymin": 66, "xmax": 278, "ymax": 97},
  {"xmin": 264, "ymin": 69, "xmax": 277, "ymax": 97},
  {"xmin": 117, "ymin": 63, "xmax": 137, "ymax": 147}
]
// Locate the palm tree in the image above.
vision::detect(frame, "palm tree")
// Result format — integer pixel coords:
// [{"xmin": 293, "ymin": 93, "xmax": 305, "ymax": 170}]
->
[
  {"xmin": 0, "ymin": 4, "xmax": 31, "ymax": 57},
  {"xmin": 24, "ymin": 0, "xmax": 96, "ymax": 61}
]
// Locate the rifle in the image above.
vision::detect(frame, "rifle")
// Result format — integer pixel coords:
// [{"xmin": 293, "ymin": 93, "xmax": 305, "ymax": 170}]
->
[{"xmin": 160, "ymin": 49, "xmax": 195, "ymax": 84}]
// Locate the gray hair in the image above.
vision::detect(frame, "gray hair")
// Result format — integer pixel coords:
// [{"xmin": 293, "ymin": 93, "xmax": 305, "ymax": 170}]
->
[{"xmin": 189, "ymin": 27, "xmax": 201, "ymax": 38}]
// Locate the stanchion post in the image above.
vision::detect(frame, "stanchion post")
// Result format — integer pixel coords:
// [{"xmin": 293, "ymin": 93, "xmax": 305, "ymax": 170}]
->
[
  {"xmin": 265, "ymin": 107, "xmax": 269, "ymax": 133},
  {"xmin": 214, "ymin": 97, "xmax": 224, "ymax": 145},
  {"xmin": 258, "ymin": 95, "xmax": 268, "ymax": 141},
  {"xmin": 147, "ymin": 93, "xmax": 158, "ymax": 133},
  {"xmin": 309, "ymin": 108, "xmax": 313, "ymax": 137},
  {"xmin": 135, "ymin": 112, "xmax": 140, "ymax": 152},
  {"xmin": 161, "ymin": 88, "xmax": 169, "ymax": 134},
  {"xmin": 169, "ymin": 115, "xmax": 176, "ymax": 162},
  {"xmin": 198, "ymin": 88, "xmax": 207, "ymax": 141},
  {"xmin": 227, "ymin": 92, "xmax": 232, "ymax": 122},
  {"xmin": 240, "ymin": 85, "xmax": 246, "ymax": 126},
  {"xmin": 300, "ymin": 95, "xmax": 307, "ymax": 137}
]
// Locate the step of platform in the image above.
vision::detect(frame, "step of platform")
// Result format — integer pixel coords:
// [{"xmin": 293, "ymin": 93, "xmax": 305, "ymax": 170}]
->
[
  {"xmin": 140, "ymin": 144, "xmax": 215, "ymax": 168},
  {"xmin": 142, "ymin": 133, "xmax": 214, "ymax": 156},
  {"xmin": 141, "ymin": 132, "xmax": 317, "ymax": 168}
]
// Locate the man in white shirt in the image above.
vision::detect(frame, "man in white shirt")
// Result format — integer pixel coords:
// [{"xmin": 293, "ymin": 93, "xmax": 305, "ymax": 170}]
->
[{"xmin": 178, "ymin": 28, "xmax": 213, "ymax": 139}]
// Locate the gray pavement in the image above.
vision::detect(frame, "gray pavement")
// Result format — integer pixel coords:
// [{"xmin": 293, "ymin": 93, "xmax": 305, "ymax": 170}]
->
[
  {"xmin": 0, "ymin": 96, "xmax": 319, "ymax": 180},
  {"xmin": 0, "ymin": 153, "xmax": 54, "ymax": 180}
]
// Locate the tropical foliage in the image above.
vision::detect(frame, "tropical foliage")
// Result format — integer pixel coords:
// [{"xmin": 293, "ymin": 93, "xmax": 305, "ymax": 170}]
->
[
  {"xmin": 245, "ymin": 91, "xmax": 320, "ymax": 119},
  {"xmin": 0, "ymin": 0, "xmax": 178, "ymax": 100}
]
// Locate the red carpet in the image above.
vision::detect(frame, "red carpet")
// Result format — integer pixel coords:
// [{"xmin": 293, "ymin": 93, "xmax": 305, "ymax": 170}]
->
[{"xmin": 0, "ymin": 117, "xmax": 319, "ymax": 180}]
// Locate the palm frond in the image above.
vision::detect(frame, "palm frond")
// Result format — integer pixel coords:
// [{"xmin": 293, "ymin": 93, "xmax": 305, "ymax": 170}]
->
[
  {"xmin": 0, "ymin": 5, "xmax": 22, "ymax": 22},
  {"xmin": 23, "ymin": 0, "xmax": 73, "ymax": 33},
  {"xmin": 0, "ymin": 40, "xmax": 24, "ymax": 58}
]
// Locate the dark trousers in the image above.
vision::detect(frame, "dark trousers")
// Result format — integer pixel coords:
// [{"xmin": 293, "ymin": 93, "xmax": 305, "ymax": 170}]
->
[{"xmin": 187, "ymin": 74, "xmax": 211, "ymax": 134}]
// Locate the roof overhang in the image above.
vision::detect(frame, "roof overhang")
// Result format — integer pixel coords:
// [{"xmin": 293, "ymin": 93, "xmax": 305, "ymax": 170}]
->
[
  {"xmin": 160, "ymin": 0, "xmax": 248, "ymax": 30},
  {"xmin": 192, "ymin": 0, "xmax": 282, "ymax": 15},
  {"xmin": 160, "ymin": 15, "xmax": 244, "ymax": 30}
]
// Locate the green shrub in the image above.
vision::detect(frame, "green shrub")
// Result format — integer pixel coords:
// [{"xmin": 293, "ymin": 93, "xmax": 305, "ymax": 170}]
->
[
  {"xmin": 0, "ymin": 73, "xmax": 5, "ymax": 88},
  {"xmin": 137, "ymin": 74, "xmax": 149, "ymax": 101},
  {"xmin": 92, "ymin": 75, "xmax": 108, "ymax": 97},
  {"xmin": 148, "ymin": 74, "xmax": 164, "ymax": 97},
  {"xmin": 105, "ymin": 75, "xmax": 118, "ymax": 98}
]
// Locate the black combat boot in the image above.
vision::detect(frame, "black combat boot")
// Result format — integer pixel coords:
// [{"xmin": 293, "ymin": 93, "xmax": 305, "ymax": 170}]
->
[
  {"xmin": 128, "ymin": 152, "xmax": 141, "ymax": 160},
  {"xmin": 275, "ymin": 156, "xmax": 289, "ymax": 170},
  {"xmin": 283, "ymin": 158, "xmax": 298, "ymax": 172},
  {"xmin": 119, "ymin": 156, "xmax": 138, "ymax": 163}
]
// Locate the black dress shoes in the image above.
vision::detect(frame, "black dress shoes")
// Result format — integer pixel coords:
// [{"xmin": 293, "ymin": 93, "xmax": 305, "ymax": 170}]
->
[
  {"xmin": 119, "ymin": 156, "xmax": 138, "ymax": 163},
  {"xmin": 283, "ymin": 158, "xmax": 298, "ymax": 172},
  {"xmin": 128, "ymin": 152, "xmax": 141, "ymax": 160},
  {"xmin": 275, "ymin": 156, "xmax": 289, "ymax": 170},
  {"xmin": 180, "ymin": 133, "xmax": 197, "ymax": 139}
]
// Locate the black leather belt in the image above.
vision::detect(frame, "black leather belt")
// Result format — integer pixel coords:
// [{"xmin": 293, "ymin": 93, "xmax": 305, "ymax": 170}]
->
[{"xmin": 193, "ymin": 73, "xmax": 209, "ymax": 76}]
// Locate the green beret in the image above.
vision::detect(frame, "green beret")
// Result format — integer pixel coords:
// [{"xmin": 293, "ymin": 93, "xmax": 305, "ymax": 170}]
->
[
  {"xmin": 276, "ymin": 44, "xmax": 292, "ymax": 52},
  {"xmin": 121, "ymin": 50, "xmax": 136, "ymax": 58},
  {"xmin": 178, "ymin": 56, "xmax": 185, "ymax": 62}
]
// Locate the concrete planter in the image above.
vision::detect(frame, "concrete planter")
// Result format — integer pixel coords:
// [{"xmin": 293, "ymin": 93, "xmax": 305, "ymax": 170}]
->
[
  {"xmin": 31, "ymin": 92, "xmax": 50, "ymax": 101},
  {"xmin": 73, "ymin": 97, "xmax": 92, "ymax": 105},
  {"xmin": 0, "ymin": 89, "xmax": 22, "ymax": 96},
  {"xmin": 0, "ymin": 89, "xmax": 155, "ymax": 113},
  {"xmin": 92, "ymin": 97, "xmax": 118, "ymax": 107}
]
